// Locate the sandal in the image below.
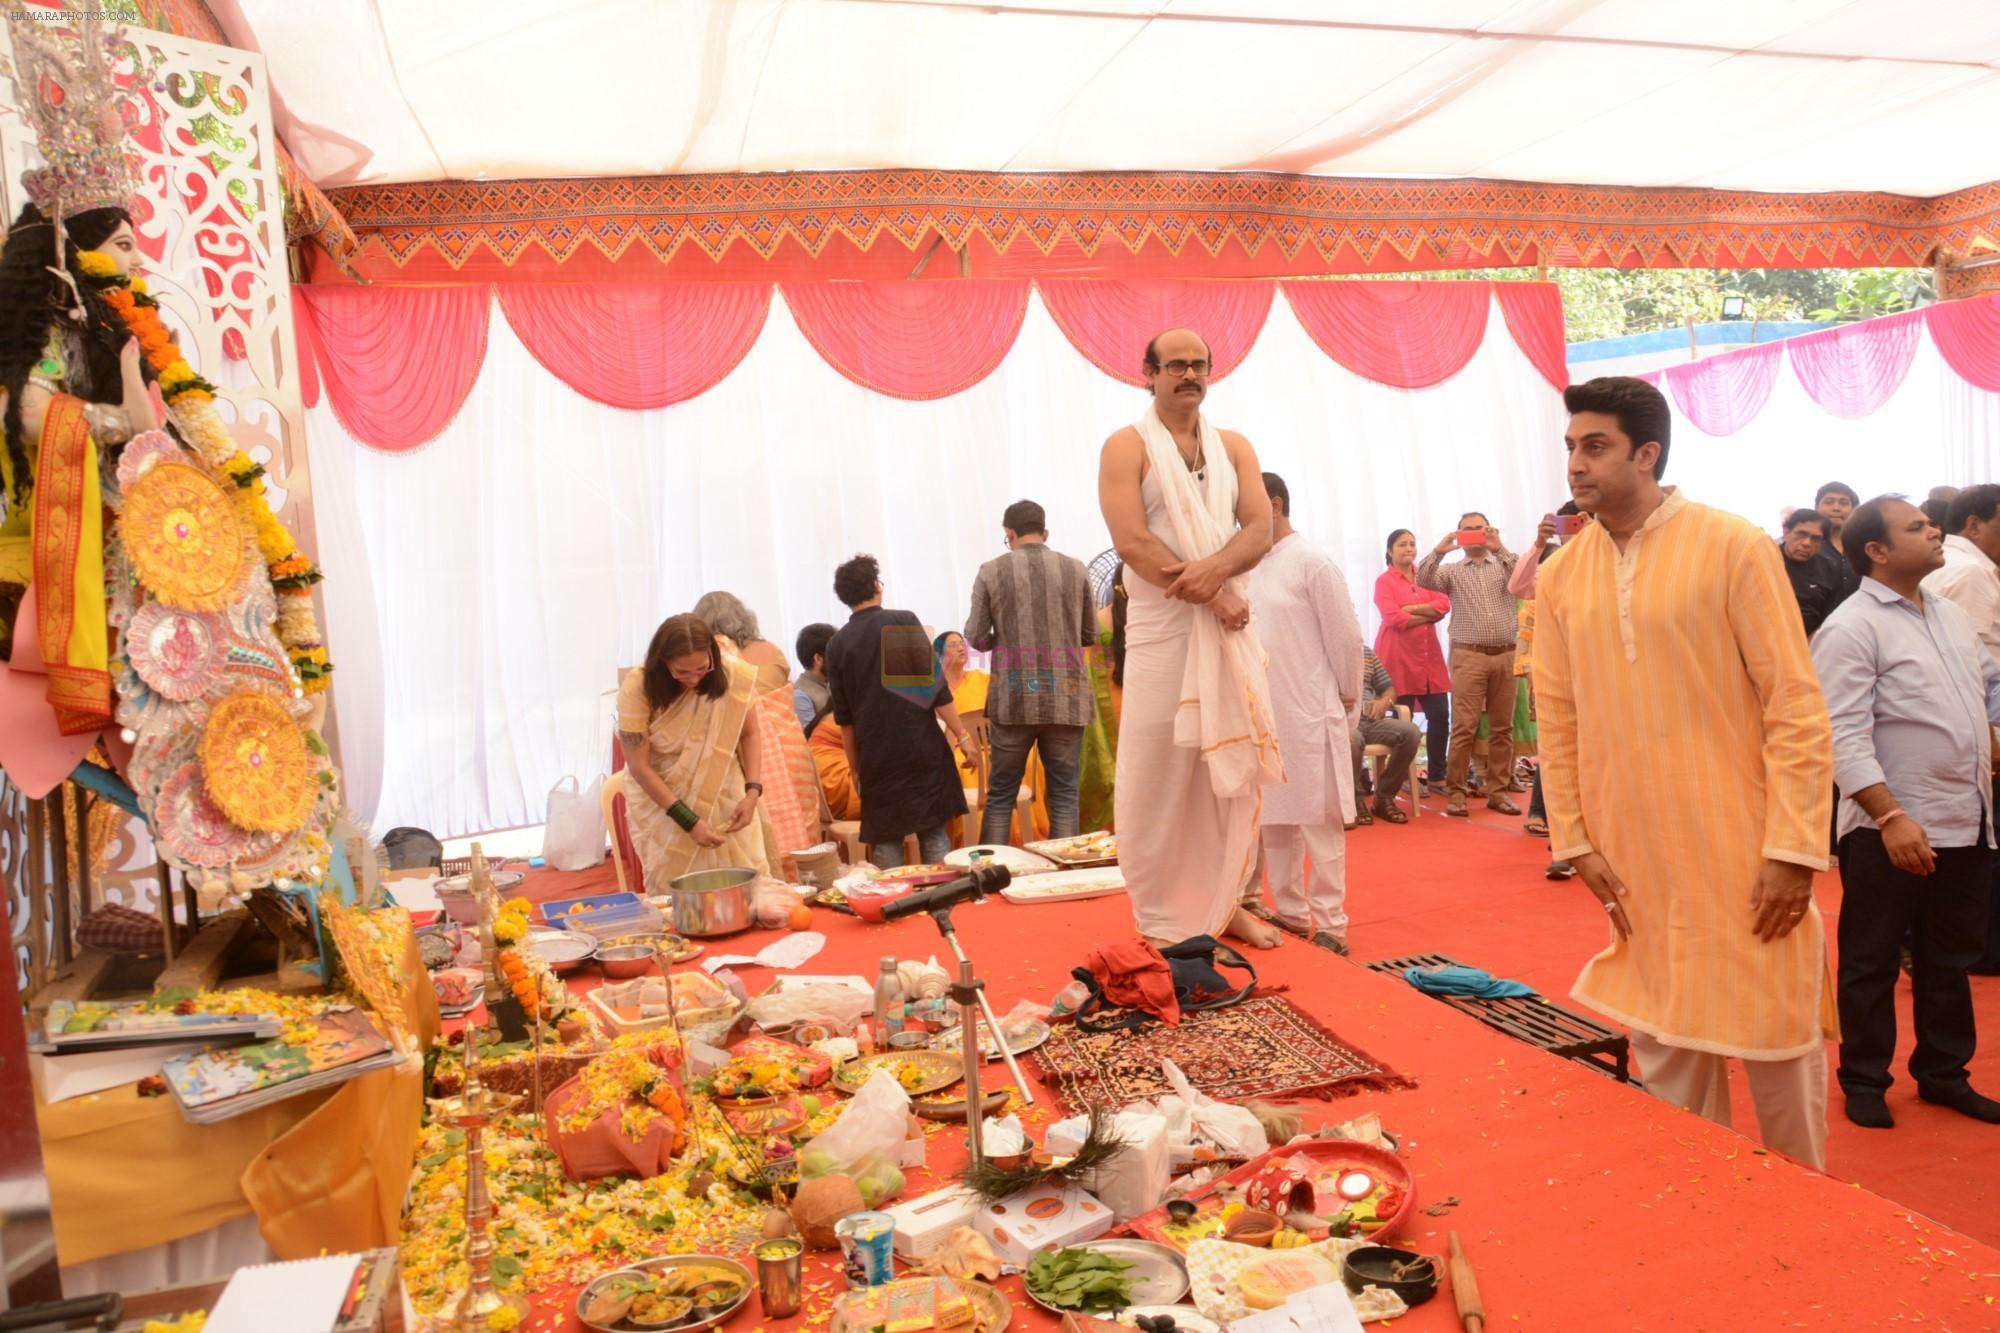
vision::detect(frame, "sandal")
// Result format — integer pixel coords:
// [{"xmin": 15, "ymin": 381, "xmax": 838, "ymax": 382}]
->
[
  {"xmin": 1308, "ymin": 930, "xmax": 1351, "ymax": 956},
  {"xmin": 1524, "ymin": 818, "xmax": 1549, "ymax": 837},
  {"xmin": 1371, "ymin": 802, "xmax": 1409, "ymax": 825},
  {"xmin": 1245, "ymin": 903, "xmax": 1312, "ymax": 939}
]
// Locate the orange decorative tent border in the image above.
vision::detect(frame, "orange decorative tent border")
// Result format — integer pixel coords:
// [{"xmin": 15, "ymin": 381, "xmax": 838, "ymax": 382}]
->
[{"xmin": 318, "ymin": 170, "xmax": 2000, "ymax": 284}]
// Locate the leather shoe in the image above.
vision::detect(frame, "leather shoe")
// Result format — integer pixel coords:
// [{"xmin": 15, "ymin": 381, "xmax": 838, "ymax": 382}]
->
[
  {"xmin": 1844, "ymin": 1090, "xmax": 1894, "ymax": 1129},
  {"xmin": 1486, "ymin": 795, "xmax": 1522, "ymax": 816},
  {"xmin": 1918, "ymin": 1085, "xmax": 2000, "ymax": 1123},
  {"xmin": 1445, "ymin": 798, "xmax": 1469, "ymax": 818}
]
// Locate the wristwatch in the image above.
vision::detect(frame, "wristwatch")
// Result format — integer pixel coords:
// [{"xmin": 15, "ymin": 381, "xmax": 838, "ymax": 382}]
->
[{"xmin": 744, "ymin": 781, "xmax": 764, "ymax": 795}]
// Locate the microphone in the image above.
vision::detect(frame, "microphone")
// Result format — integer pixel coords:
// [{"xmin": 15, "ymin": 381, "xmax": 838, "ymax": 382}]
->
[{"xmin": 880, "ymin": 862, "xmax": 1012, "ymax": 920}]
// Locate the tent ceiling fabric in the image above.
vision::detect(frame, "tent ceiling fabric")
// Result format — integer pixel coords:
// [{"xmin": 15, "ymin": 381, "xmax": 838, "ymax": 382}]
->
[{"xmin": 228, "ymin": 0, "xmax": 2000, "ymax": 197}]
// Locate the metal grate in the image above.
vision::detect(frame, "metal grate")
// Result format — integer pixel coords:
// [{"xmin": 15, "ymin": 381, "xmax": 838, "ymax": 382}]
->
[{"xmin": 1367, "ymin": 951, "xmax": 1633, "ymax": 1083}]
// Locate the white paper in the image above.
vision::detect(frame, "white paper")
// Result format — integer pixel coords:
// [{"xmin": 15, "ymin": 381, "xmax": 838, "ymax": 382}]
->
[
  {"xmin": 31, "ymin": 1040, "xmax": 216, "ymax": 1104},
  {"xmin": 387, "ymin": 875, "xmax": 443, "ymax": 914},
  {"xmin": 701, "ymin": 929, "xmax": 824, "ymax": 973},
  {"xmin": 206, "ymin": 1254, "xmax": 358, "ymax": 1333},
  {"xmin": 1230, "ymin": 1283, "xmax": 1368, "ymax": 1333}
]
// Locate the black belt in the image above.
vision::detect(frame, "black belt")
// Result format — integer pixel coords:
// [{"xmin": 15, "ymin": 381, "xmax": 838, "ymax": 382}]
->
[{"xmin": 1455, "ymin": 643, "xmax": 1514, "ymax": 656}]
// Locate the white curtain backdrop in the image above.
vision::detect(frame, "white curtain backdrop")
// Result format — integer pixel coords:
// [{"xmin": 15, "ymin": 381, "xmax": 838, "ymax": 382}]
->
[
  {"xmin": 1664, "ymin": 328, "xmax": 2000, "ymax": 529},
  {"xmin": 306, "ymin": 288, "xmax": 1568, "ymax": 838}
]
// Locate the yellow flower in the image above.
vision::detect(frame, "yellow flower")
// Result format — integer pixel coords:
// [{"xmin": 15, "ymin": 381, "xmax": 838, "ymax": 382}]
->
[
  {"xmin": 485, "ymin": 1310, "xmax": 521, "ymax": 1332},
  {"xmin": 493, "ymin": 914, "xmax": 527, "ymax": 945},
  {"xmin": 130, "ymin": 277, "xmax": 148, "ymax": 295},
  {"xmin": 503, "ymin": 897, "xmax": 531, "ymax": 916},
  {"xmin": 75, "ymin": 250, "xmax": 117, "ymax": 279}
]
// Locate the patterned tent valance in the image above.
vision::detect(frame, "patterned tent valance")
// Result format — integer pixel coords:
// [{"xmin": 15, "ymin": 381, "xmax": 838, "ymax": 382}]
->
[{"xmin": 318, "ymin": 170, "xmax": 2000, "ymax": 282}]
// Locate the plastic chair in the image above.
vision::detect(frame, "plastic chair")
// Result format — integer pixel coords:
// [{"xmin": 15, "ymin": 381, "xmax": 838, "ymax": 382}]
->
[
  {"xmin": 601, "ymin": 770, "xmax": 643, "ymax": 893},
  {"xmin": 1363, "ymin": 705, "xmax": 1423, "ymax": 820}
]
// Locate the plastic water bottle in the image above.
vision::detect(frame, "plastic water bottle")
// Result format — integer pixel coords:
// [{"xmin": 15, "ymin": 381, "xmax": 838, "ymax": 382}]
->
[
  {"xmin": 1049, "ymin": 979, "xmax": 1091, "ymax": 1020},
  {"xmin": 874, "ymin": 956, "xmax": 904, "ymax": 1043}
]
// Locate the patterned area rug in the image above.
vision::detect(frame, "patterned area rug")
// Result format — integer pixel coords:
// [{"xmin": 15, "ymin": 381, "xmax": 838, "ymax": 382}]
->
[{"xmin": 1029, "ymin": 995, "xmax": 1414, "ymax": 1114}]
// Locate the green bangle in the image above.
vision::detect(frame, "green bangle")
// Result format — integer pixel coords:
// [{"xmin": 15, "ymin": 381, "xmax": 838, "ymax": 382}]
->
[{"xmin": 669, "ymin": 801, "xmax": 698, "ymax": 832}]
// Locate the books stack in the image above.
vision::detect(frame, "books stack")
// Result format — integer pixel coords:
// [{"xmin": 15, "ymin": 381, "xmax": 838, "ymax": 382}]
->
[
  {"xmin": 164, "ymin": 1006, "xmax": 403, "ymax": 1124},
  {"xmin": 31, "ymin": 998, "xmax": 283, "ymax": 1105}
]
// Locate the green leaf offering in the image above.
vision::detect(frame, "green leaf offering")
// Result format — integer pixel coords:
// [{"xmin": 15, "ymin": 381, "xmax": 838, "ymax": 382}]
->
[{"xmin": 1024, "ymin": 1246, "xmax": 1135, "ymax": 1312}]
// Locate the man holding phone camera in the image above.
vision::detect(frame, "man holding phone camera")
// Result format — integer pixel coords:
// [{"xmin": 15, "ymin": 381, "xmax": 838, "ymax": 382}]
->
[{"xmin": 1416, "ymin": 513, "xmax": 1521, "ymax": 818}]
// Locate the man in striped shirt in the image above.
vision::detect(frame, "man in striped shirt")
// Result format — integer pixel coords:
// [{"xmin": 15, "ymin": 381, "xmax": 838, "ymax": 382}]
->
[
  {"xmin": 964, "ymin": 499, "xmax": 1098, "ymax": 844},
  {"xmin": 1351, "ymin": 647, "xmax": 1420, "ymax": 826}
]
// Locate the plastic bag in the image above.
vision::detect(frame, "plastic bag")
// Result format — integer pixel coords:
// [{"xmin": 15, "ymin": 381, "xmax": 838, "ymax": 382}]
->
[
  {"xmin": 542, "ymin": 774, "xmax": 605, "ymax": 871},
  {"xmin": 745, "ymin": 983, "xmax": 873, "ymax": 1033},
  {"xmin": 1145, "ymin": 1058, "xmax": 1268, "ymax": 1166},
  {"xmin": 800, "ymin": 1068, "xmax": 910, "ymax": 1183}
]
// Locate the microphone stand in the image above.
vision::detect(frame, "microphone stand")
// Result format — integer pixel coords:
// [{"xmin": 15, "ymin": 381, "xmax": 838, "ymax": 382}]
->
[{"xmin": 910, "ymin": 898, "xmax": 1036, "ymax": 1168}]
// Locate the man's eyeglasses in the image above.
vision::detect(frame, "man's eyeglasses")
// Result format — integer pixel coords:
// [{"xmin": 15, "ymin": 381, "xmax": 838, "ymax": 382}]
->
[{"xmin": 1157, "ymin": 359, "xmax": 1210, "ymax": 378}]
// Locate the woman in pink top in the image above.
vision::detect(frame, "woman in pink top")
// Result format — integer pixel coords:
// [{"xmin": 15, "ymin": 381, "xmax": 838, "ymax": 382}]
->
[{"xmin": 1373, "ymin": 529, "xmax": 1454, "ymax": 795}]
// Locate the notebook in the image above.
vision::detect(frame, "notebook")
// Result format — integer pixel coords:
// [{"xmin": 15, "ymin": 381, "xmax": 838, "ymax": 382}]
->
[
  {"xmin": 205, "ymin": 1253, "xmax": 360, "ymax": 1333},
  {"xmin": 34, "ymin": 997, "xmax": 278, "ymax": 1052},
  {"xmin": 163, "ymin": 1006, "xmax": 402, "ymax": 1124}
]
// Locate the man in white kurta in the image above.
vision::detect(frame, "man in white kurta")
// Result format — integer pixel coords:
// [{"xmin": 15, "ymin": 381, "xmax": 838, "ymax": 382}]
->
[
  {"xmin": 1099, "ymin": 328, "xmax": 1285, "ymax": 950},
  {"xmin": 1250, "ymin": 473, "xmax": 1364, "ymax": 953}
]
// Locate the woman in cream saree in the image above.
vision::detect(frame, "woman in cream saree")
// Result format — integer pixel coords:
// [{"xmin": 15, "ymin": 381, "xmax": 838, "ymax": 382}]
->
[{"xmin": 617, "ymin": 614, "xmax": 771, "ymax": 887}]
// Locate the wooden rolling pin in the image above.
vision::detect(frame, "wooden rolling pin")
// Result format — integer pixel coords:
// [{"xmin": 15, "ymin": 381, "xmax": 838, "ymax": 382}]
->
[{"xmin": 1449, "ymin": 1231, "xmax": 1485, "ymax": 1333}]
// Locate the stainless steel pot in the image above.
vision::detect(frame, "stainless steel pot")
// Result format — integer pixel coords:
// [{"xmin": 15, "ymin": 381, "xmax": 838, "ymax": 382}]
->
[{"xmin": 667, "ymin": 866, "xmax": 756, "ymax": 937}]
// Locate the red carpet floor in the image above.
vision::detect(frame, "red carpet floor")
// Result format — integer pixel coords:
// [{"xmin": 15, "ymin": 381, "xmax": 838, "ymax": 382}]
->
[{"xmin": 491, "ymin": 800, "xmax": 2000, "ymax": 1330}]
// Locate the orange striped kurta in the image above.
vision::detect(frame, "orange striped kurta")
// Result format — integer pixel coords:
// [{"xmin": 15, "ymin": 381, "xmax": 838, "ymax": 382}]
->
[{"xmin": 1534, "ymin": 489, "xmax": 1838, "ymax": 1059}]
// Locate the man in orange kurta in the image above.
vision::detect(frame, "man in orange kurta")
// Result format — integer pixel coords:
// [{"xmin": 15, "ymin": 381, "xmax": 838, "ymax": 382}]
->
[{"xmin": 1535, "ymin": 377, "xmax": 1837, "ymax": 1169}]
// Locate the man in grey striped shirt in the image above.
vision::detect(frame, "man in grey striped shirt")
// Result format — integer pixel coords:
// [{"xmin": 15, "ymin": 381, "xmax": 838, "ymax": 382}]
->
[{"xmin": 965, "ymin": 499, "xmax": 1099, "ymax": 843}]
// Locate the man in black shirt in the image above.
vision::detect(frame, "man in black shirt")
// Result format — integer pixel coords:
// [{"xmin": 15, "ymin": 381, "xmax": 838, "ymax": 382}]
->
[
  {"xmin": 1778, "ymin": 508, "xmax": 1835, "ymax": 636},
  {"xmin": 1809, "ymin": 480, "xmax": 1862, "ymax": 614},
  {"xmin": 824, "ymin": 554, "xmax": 979, "ymax": 869}
]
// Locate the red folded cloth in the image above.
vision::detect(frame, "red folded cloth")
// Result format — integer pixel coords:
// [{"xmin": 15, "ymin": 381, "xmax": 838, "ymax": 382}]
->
[{"xmin": 1085, "ymin": 939, "xmax": 1180, "ymax": 1026}]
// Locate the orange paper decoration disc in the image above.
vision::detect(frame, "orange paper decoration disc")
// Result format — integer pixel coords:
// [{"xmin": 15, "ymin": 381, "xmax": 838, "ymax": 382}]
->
[
  {"xmin": 198, "ymin": 691, "xmax": 317, "ymax": 834},
  {"xmin": 121, "ymin": 461, "xmax": 247, "ymax": 610}
]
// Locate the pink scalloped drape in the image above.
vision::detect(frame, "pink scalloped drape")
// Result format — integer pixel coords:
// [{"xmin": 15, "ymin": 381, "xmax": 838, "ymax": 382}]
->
[
  {"xmin": 1787, "ymin": 309, "xmax": 1923, "ymax": 419},
  {"xmin": 781, "ymin": 281, "xmax": 1030, "ymax": 400},
  {"xmin": 497, "ymin": 284, "xmax": 771, "ymax": 410},
  {"xmin": 1493, "ymin": 284, "xmax": 1569, "ymax": 392},
  {"xmin": 1664, "ymin": 341, "xmax": 1784, "ymax": 437},
  {"xmin": 297, "ymin": 286, "xmax": 490, "ymax": 453},
  {"xmin": 1926, "ymin": 294, "xmax": 2000, "ymax": 392},
  {"xmin": 1039, "ymin": 280, "xmax": 1274, "ymax": 387},
  {"xmin": 1283, "ymin": 282, "xmax": 1491, "ymax": 388}
]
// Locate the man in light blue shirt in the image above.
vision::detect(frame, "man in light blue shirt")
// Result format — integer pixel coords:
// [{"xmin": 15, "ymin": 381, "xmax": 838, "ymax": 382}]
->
[{"xmin": 1811, "ymin": 495, "xmax": 2000, "ymax": 1131}]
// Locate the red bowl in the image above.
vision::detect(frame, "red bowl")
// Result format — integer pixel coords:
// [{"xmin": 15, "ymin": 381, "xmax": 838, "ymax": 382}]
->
[{"xmin": 846, "ymin": 881, "xmax": 917, "ymax": 923}]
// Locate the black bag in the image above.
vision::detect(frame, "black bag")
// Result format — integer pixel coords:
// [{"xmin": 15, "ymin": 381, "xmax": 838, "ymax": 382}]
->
[
  {"xmin": 1072, "ymin": 934, "xmax": 1259, "ymax": 1034},
  {"xmin": 380, "ymin": 826, "xmax": 443, "ymax": 871}
]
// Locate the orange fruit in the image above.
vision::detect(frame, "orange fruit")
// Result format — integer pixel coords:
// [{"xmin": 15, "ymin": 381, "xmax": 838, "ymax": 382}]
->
[{"xmin": 786, "ymin": 902, "xmax": 813, "ymax": 931}]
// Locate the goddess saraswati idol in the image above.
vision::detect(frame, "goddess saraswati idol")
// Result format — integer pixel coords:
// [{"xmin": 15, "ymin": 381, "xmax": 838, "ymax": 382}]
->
[{"xmin": 0, "ymin": 18, "xmax": 339, "ymax": 903}]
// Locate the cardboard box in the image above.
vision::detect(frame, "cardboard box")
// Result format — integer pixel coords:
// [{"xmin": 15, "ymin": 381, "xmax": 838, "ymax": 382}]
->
[
  {"xmin": 886, "ymin": 1185, "xmax": 981, "ymax": 1260},
  {"xmin": 970, "ymin": 1182, "xmax": 1113, "ymax": 1268}
]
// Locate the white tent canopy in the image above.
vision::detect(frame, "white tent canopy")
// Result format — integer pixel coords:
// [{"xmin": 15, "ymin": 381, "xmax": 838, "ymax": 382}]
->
[{"xmin": 225, "ymin": 0, "xmax": 2000, "ymax": 195}]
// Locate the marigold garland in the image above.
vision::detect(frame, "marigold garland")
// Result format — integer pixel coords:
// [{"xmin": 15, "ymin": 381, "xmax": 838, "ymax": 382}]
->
[{"xmin": 81, "ymin": 252, "xmax": 332, "ymax": 692}]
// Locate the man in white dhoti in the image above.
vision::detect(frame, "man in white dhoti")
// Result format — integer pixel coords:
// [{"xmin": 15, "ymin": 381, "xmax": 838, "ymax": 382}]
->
[
  {"xmin": 1099, "ymin": 328, "xmax": 1286, "ymax": 949},
  {"xmin": 1248, "ymin": 472, "xmax": 1363, "ymax": 955}
]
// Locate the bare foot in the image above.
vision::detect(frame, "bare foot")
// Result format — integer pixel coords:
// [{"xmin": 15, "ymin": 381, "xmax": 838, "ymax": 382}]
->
[{"xmin": 1225, "ymin": 905, "xmax": 1284, "ymax": 950}]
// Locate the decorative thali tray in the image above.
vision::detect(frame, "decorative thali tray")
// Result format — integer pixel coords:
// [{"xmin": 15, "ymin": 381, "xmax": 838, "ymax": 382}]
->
[
  {"xmin": 574, "ymin": 1254, "xmax": 751, "ymax": 1333},
  {"xmin": 1023, "ymin": 832, "xmax": 1118, "ymax": 868},
  {"xmin": 935, "ymin": 1016, "xmax": 1053, "ymax": 1062},
  {"xmin": 832, "ymin": 1049, "xmax": 964, "ymax": 1096}
]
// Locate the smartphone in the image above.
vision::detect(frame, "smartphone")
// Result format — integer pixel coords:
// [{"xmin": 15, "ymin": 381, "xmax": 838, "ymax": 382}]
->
[
  {"xmin": 1456, "ymin": 529, "xmax": 1487, "ymax": 549},
  {"xmin": 1554, "ymin": 514, "xmax": 1586, "ymax": 538}
]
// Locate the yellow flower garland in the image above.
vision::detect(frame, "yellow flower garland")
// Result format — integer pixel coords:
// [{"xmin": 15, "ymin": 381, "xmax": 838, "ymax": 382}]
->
[{"xmin": 79, "ymin": 251, "xmax": 333, "ymax": 693}]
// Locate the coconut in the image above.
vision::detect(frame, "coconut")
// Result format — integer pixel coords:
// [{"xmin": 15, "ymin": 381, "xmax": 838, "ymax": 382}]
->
[{"xmin": 791, "ymin": 1173, "xmax": 864, "ymax": 1249}]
